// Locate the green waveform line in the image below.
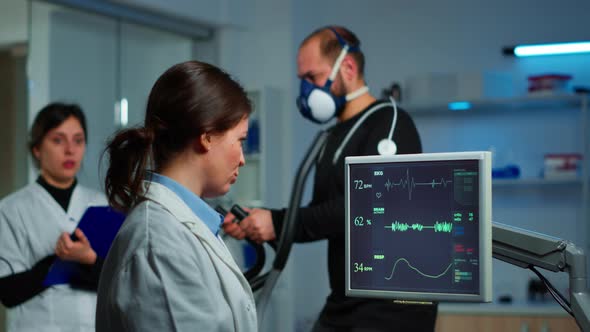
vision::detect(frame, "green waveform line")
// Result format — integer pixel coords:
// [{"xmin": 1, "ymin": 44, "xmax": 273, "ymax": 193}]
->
[
  {"xmin": 385, "ymin": 258, "xmax": 453, "ymax": 280},
  {"xmin": 384, "ymin": 221, "xmax": 453, "ymax": 233}
]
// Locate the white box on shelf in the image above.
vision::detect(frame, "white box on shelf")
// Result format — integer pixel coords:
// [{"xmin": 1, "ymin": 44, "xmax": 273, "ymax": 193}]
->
[
  {"xmin": 457, "ymin": 71, "xmax": 514, "ymax": 100},
  {"xmin": 405, "ymin": 72, "xmax": 456, "ymax": 104}
]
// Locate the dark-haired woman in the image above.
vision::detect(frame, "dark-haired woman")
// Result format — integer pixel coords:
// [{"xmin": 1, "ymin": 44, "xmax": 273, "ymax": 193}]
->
[
  {"xmin": 0, "ymin": 103, "xmax": 105, "ymax": 332},
  {"xmin": 96, "ymin": 60, "xmax": 257, "ymax": 331}
]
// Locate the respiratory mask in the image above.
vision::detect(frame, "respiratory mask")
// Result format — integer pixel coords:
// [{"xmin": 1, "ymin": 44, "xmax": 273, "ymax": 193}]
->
[{"xmin": 297, "ymin": 28, "xmax": 368, "ymax": 124}]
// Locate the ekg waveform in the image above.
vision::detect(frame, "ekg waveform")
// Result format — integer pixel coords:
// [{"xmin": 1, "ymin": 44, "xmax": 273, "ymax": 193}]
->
[
  {"xmin": 384, "ymin": 221, "xmax": 453, "ymax": 233},
  {"xmin": 384, "ymin": 168, "xmax": 453, "ymax": 200},
  {"xmin": 384, "ymin": 258, "xmax": 454, "ymax": 280}
]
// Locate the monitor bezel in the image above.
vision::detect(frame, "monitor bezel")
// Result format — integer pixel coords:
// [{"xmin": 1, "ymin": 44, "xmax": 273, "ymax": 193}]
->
[{"xmin": 345, "ymin": 151, "xmax": 492, "ymax": 302}]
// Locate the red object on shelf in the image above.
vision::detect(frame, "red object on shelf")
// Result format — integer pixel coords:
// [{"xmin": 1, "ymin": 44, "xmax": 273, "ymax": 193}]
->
[
  {"xmin": 528, "ymin": 74, "xmax": 572, "ymax": 93},
  {"xmin": 544, "ymin": 153, "xmax": 582, "ymax": 179},
  {"xmin": 545, "ymin": 153, "xmax": 582, "ymax": 169}
]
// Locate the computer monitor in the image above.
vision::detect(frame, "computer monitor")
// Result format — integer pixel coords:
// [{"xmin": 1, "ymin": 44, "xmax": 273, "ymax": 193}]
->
[{"xmin": 345, "ymin": 151, "xmax": 492, "ymax": 302}]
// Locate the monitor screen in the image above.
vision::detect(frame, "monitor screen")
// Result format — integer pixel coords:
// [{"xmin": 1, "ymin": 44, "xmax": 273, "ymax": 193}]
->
[{"xmin": 345, "ymin": 151, "xmax": 492, "ymax": 302}]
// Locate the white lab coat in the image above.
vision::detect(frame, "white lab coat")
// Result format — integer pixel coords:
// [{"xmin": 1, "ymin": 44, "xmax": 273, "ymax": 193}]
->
[
  {"xmin": 96, "ymin": 181, "xmax": 258, "ymax": 332},
  {"xmin": 0, "ymin": 182, "xmax": 106, "ymax": 332}
]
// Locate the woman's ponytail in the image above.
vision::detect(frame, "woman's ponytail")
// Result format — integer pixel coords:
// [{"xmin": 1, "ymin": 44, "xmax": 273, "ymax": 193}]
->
[{"xmin": 103, "ymin": 127, "xmax": 153, "ymax": 213}]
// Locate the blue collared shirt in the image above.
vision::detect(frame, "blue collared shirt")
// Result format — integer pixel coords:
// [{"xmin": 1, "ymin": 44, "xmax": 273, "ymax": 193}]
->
[{"xmin": 149, "ymin": 173, "xmax": 223, "ymax": 236}]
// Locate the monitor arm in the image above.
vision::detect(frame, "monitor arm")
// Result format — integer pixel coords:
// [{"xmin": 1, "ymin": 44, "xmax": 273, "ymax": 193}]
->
[{"xmin": 493, "ymin": 222, "xmax": 590, "ymax": 331}]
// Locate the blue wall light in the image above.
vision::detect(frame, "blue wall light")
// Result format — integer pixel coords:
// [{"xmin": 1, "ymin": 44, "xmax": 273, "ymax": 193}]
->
[
  {"xmin": 503, "ymin": 41, "xmax": 590, "ymax": 57},
  {"xmin": 448, "ymin": 101, "xmax": 471, "ymax": 111}
]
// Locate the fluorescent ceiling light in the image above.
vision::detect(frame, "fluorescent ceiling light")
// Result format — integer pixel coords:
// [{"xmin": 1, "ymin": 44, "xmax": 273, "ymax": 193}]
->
[{"xmin": 506, "ymin": 41, "xmax": 590, "ymax": 57}]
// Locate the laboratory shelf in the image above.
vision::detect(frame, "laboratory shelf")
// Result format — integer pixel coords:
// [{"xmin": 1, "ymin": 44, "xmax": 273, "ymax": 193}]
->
[
  {"xmin": 403, "ymin": 93, "xmax": 586, "ymax": 116},
  {"xmin": 492, "ymin": 177, "xmax": 584, "ymax": 187}
]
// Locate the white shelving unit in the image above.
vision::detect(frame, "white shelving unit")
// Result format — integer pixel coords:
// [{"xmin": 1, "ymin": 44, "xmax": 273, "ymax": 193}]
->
[
  {"xmin": 492, "ymin": 177, "xmax": 584, "ymax": 187},
  {"xmin": 404, "ymin": 93, "xmax": 589, "ymax": 302},
  {"xmin": 405, "ymin": 94, "xmax": 585, "ymax": 115},
  {"xmin": 230, "ymin": 87, "xmax": 290, "ymax": 332},
  {"xmin": 404, "ymin": 93, "xmax": 588, "ymax": 195},
  {"xmin": 229, "ymin": 87, "xmax": 285, "ymax": 209}
]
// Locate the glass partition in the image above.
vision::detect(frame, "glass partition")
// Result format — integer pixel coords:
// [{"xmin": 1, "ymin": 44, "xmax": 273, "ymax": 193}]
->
[{"xmin": 28, "ymin": 1, "xmax": 195, "ymax": 190}]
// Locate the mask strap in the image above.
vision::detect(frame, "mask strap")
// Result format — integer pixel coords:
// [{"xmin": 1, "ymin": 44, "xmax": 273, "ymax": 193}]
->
[
  {"xmin": 329, "ymin": 27, "xmax": 360, "ymax": 52},
  {"xmin": 326, "ymin": 27, "xmax": 360, "ymax": 85},
  {"xmin": 328, "ymin": 45, "xmax": 349, "ymax": 82},
  {"xmin": 345, "ymin": 86, "xmax": 369, "ymax": 101}
]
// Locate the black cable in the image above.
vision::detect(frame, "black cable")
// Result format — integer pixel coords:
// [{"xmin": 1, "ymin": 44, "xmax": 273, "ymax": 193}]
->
[
  {"xmin": 249, "ymin": 272, "xmax": 269, "ymax": 292},
  {"xmin": 0, "ymin": 257, "xmax": 14, "ymax": 275},
  {"xmin": 242, "ymin": 239, "xmax": 266, "ymax": 282},
  {"xmin": 530, "ymin": 266, "xmax": 571, "ymax": 307},
  {"xmin": 214, "ymin": 205, "xmax": 228, "ymax": 217},
  {"xmin": 216, "ymin": 204, "xmax": 269, "ymax": 283},
  {"xmin": 228, "ymin": 204, "xmax": 268, "ymax": 282},
  {"xmin": 529, "ymin": 266, "xmax": 574, "ymax": 317}
]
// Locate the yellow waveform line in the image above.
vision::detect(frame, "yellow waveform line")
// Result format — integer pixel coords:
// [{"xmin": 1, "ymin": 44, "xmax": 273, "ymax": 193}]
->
[{"xmin": 384, "ymin": 258, "xmax": 453, "ymax": 280}]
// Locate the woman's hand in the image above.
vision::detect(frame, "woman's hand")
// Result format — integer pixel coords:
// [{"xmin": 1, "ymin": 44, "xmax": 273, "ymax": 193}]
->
[
  {"xmin": 55, "ymin": 228, "xmax": 97, "ymax": 265},
  {"xmin": 221, "ymin": 207, "xmax": 276, "ymax": 243},
  {"xmin": 222, "ymin": 209, "xmax": 249, "ymax": 240}
]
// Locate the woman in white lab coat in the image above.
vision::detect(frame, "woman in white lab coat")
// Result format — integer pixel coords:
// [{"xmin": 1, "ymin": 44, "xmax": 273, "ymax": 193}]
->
[
  {"xmin": 96, "ymin": 60, "xmax": 257, "ymax": 332},
  {"xmin": 0, "ymin": 103, "xmax": 105, "ymax": 332}
]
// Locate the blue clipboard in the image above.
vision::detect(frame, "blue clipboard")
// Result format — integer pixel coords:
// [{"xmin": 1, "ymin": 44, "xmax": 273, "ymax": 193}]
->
[{"xmin": 43, "ymin": 206, "xmax": 125, "ymax": 286}]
